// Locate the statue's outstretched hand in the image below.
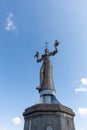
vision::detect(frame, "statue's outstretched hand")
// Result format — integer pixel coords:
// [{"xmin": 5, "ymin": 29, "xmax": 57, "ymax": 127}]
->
[
  {"xmin": 34, "ymin": 51, "xmax": 39, "ymax": 58},
  {"xmin": 54, "ymin": 40, "xmax": 59, "ymax": 47}
]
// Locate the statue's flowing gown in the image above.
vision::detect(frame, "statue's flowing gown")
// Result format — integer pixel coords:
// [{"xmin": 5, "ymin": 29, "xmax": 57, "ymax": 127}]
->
[{"xmin": 40, "ymin": 56, "xmax": 55, "ymax": 91}]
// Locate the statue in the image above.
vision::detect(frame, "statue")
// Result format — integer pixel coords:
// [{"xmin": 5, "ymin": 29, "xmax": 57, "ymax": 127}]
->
[{"xmin": 35, "ymin": 40, "xmax": 59, "ymax": 92}]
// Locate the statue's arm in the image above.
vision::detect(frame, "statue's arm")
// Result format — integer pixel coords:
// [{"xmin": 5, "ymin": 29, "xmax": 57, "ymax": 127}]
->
[
  {"xmin": 34, "ymin": 51, "xmax": 43, "ymax": 62},
  {"xmin": 49, "ymin": 50, "xmax": 57, "ymax": 56},
  {"xmin": 37, "ymin": 58, "xmax": 43, "ymax": 62},
  {"xmin": 49, "ymin": 40, "xmax": 59, "ymax": 56}
]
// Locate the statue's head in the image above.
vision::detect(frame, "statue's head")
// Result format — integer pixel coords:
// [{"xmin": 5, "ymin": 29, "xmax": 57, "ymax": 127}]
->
[{"xmin": 45, "ymin": 47, "xmax": 49, "ymax": 55}]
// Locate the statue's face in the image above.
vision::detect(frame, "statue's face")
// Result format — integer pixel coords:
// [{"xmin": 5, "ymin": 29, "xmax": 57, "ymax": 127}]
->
[{"xmin": 45, "ymin": 48, "xmax": 49, "ymax": 55}]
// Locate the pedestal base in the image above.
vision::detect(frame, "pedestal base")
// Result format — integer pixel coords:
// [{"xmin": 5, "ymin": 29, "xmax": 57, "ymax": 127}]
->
[{"xmin": 23, "ymin": 104, "xmax": 75, "ymax": 130}]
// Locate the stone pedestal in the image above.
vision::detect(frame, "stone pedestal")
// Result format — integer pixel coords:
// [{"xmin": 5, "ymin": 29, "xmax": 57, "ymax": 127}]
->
[{"xmin": 23, "ymin": 104, "xmax": 75, "ymax": 130}]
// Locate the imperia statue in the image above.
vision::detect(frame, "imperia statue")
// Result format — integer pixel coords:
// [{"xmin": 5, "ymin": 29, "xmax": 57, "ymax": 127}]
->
[{"xmin": 35, "ymin": 40, "xmax": 59, "ymax": 92}]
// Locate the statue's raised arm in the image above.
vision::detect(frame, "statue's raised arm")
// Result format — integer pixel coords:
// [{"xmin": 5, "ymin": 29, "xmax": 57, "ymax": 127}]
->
[
  {"xmin": 49, "ymin": 40, "xmax": 59, "ymax": 56},
  {"xmin": 34, "ymin": 51, "xmax": 43, "ymax": 62}
]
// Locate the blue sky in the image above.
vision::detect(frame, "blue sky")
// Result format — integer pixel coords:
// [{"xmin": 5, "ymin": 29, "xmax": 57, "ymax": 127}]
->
[{"xmin": 0, "ymin": 0, "xmax": 87, "ymax": 130}]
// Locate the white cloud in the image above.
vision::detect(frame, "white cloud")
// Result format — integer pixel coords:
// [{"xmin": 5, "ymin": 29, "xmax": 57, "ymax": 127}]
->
[
  {"xmin": 78, "ymin": 108, "xmax": 87, "ymax": 117},
  {"xmin": 81, "ymin": 78, "xmax": 87, "ymax": 86},
  {"xmin": 5, "ymin": 12, "xmax": 16, "ymax": 31},
  {"xmin": 12, "ymin": 117, "xmax": 21, "ymax": 126},
  {"xmin": 75, "ymin": 86, "xmax": 87, "ymax": 93},
  {"xmin": 75, "ymin": 78, "xmax": 87, "ymax": 93}
]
